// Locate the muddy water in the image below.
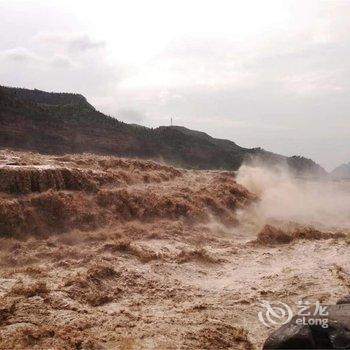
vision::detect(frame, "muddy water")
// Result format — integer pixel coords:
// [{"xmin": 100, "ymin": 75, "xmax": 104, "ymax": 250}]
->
[{"xmin": 0, "ymin": 151, "xmax": 349, "ymax": 349}]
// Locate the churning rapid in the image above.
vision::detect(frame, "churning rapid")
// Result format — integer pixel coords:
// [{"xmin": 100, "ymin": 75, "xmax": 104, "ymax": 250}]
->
[
  {"xmin": 0, "ymin": 150, "xmax": 349, "ymax": 349},
  {"xmin": 237, "ymin": 163, "xmax": 350, "ymax": 233}
]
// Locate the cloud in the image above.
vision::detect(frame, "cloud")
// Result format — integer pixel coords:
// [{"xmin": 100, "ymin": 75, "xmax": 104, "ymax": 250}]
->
[
  {"xmin": 1, "ymin": 0, "xmax": 350, "ymax": 169},
  {"xmin": 0, "ymin": 47, "xmax": 41, "ymax": 63},
  {"xmin": 34, "ymin": 32, "xmax": 105, "ymax": 53},
  {"xmin": 68, "ymin": 35, "xmax": 105, "ymax": 53},
  {"xmin": 49, "ymin": 55, "xmax": 74, "ymax": 68},
  {"xmin": 0, "ymin": 32, "xmax": 124, "ymax": 98},
  {"xmin": 158, "ymin": 90, "xmax": 186, "ymax": 105},
  {"xmin": 281, "ymin": 71, "xmax": 346, "ymax": 96},
  {"xmin": 1, "ymin": 48, "xmax": 73, "ymax": 69}
]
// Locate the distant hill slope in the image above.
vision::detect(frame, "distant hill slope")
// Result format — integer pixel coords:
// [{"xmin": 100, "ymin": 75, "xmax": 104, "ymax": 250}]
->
[
  {"xmin": 0, "ymin": 85, "xmax": 327, "ymax": 176},
  {"xmin": 331, "ymin": 162, "xmax": 350, "ymax": 179}
]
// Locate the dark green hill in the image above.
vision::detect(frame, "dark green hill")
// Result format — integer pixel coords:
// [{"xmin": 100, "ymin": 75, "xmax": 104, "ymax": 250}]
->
[{"xmin": 0, "ymin": 85, "xmax": 327, "ymax": 176}]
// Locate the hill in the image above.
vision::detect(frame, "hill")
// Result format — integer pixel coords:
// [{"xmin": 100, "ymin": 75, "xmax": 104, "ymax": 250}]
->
[
  {"xmin": 0, "ymin": 85, "xmax": 327, "ymax": 176},
  {"xmin": 331, "ymin": 162, "xmax": 350, "ymax": 180}
]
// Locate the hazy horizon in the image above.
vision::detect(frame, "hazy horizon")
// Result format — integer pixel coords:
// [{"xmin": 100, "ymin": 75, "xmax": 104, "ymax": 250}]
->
[{"xmin": 1, "ymin": 0, "xmax": 350, "ymax": 170}]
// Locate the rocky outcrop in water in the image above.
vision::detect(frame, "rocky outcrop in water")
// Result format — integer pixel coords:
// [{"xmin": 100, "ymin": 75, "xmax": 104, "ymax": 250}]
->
[{"xmin": 263, "ymin": 301, "xmax": 350, "ymax": 349}]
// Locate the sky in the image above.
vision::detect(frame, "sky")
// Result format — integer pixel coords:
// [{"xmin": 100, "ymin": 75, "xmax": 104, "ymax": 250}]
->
[{"xmin": 0, "ymin": 0, "xmax": 349, "ymax": 171}]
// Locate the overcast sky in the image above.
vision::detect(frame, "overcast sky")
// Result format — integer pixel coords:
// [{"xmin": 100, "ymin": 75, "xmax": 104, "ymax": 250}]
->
[{"xmin": 1, "ymin": 0, "xmax": 349, "ymax": 170}]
